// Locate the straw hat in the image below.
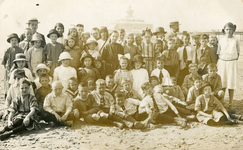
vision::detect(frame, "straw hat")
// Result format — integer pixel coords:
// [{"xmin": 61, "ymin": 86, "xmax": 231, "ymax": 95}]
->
[
  {"xmin": 31, "ymin": 33, "xmax": 43, "ymax": 42},
  {"xmin": 34, "ymin": 63, "xmax": 50, "ymax": 74},
  {"xmin": 169, "ymin": 21, "xmax": 180, "ymax": 26},
  {"xmin": 26, "ymin": 18, "xmax": 40, "ymax": 24},
  {"xmin": 13, "ymin": 53, "xmax": 27, "ymax": 62},
  {"xmin": 85, "ymin": 38, "xmax": 98, "ymax": 46},
  {"xmin": 7, "ymin": 33, "xmax": 20, "ymax": 43},
  {"xmin": 58, "ymin": 52, "xmax": 73, "ymax": 61}
]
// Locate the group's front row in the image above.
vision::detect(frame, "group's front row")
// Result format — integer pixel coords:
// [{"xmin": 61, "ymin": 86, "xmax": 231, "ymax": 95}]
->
[{"xmin": 0, "ymin": 69, "xmax": 242, "ymax": 141}]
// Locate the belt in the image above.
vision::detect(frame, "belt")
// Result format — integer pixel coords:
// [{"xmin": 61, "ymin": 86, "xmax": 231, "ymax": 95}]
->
[{"xmin": 219, "ymin": 58, "xmax": 238, "ymax": 61}]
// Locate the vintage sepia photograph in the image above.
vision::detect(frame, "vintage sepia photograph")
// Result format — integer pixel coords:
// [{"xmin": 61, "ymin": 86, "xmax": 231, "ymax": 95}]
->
[{"xmin": 0, "ymin": 0, "xmax": 243, "ymax": 149}]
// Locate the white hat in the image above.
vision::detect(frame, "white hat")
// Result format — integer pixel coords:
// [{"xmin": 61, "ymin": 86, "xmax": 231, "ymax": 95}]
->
[
  {"xmin": 58, "ymin": 52, "xmax": 73, "ymax": 61},
  {"xmin": 31, "ymin": 33, "xmax": 43, "ymax": 42},
  {"xmin": 34, "ymin": 63, "xmax": 50, "ymax": 74}
]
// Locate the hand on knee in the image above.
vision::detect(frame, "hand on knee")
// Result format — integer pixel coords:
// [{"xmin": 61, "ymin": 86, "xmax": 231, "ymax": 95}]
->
[{"xmin": 218, "ymin": 90, "xmax": 224, "ymax": 98}]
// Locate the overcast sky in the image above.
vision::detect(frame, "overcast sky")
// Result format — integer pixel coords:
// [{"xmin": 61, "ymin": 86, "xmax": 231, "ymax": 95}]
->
[{"xmin": 0, "ymin": 0, "xmax": 243, "ymax": 50}]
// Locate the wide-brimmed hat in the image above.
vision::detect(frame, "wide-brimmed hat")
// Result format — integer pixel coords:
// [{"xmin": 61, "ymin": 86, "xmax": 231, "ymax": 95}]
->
[
  {"xmin": 7, "ymin": 33, "xmax": 20, "ymax": 43},
  {"xmin": 153, "ymin": 27, "xmax": 167, "ymax": 35},
  {"xmin": 58, "ymin": 52, "xmax": 73, "ymax": 61},
  {"xmin": 26, "ymin": 18, "xmax": 40, "ymax": 24},
  {"xmin": 80, "ymin": 53, "xmax": 94, "ymax": 63},
  {"xmin": 191, "ymin": 32, "xmax": 201, "ymax": 38},
  {"xmin": 47, "ymin": 29, "xmax": 60, "ymax": 38},
  {"xmin": 199, "ymin": 81, "xmax": 212, "ymax": 94},
  {"xmin": 85, "ymin": 38, "xmax": 98, "ymax": 46},
  {"xmin": 133, "ymin": 54, "xmax": 144, "ymax": 64},
  {"xmin": 13, "ymin": 69, "xmax": 27, "ymax": 79},
  {"xmin": 169, "ymin": 21, "xmax": 180, "ymax": 26},
  {"xmin": 34, "ymin": 63, "xmax": 50, "ymax": 74},
  {"xmin": 13, "ymin": 53, "xmax": 27, "ymax": 62},
  {"xmin": 31, "ymin": 33, "xmax": 43, "ymax": 43}
]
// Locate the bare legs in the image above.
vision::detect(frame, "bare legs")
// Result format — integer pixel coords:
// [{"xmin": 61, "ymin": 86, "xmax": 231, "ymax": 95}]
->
[{"xmin": 222, "ymin": 88, "xmax": 234, "ymax": 108}]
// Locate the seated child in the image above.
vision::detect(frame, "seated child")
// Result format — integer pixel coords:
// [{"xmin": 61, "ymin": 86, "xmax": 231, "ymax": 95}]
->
[
  {"xmin": 105, "ymin": 75, "xmax": 118, "ymax": 97},
  {"xmin": 181, "ymin": 63, "xmax": 202, "ymax": 96},
  {"xmin": 64, "ymin": 77, "xmax": 79, "ymax": 100},
  {"xmin": 113, "ymin": 91, "xmax": 143, "ymax": 129},
  {"xmin": 151, "ymin": 55, "xmax": 172, "ymax": 85},
  {"xmin": 35, "ymin": 74, "xmax": 52, "ymax": 112},
  {"xmin": 202, "ymin": 63, "xmax": 224, "ymax": 104},
  {"xmin": 186, "ymin": 76, "xmax": 202, "ymax": 111},
  {"xmin": 34, "ymin": 63, "xmax": 52, "ymax": 89},
  {"xmin": 138, "ymin": 83, "xmax": 187, "ymax": 127},
  {"xmin": 53, "ymin": 52, "xmax": 77, "ymax": 92},
  {"xmin": 87, "ymin": 77, "xmax": 96, "ymax": 92},
  {"xmin": 195, "ymin": 82, "xmax": 235, "ymax": 126},
  {"xmin": 43, "ymin": 81, "xmax": 74, "ymax": 126},
  {"xmin": 150, "ymin": 76, "xmax": 159, "ymax": 88},
  {"xmin": 120, "ymin": 79, "xmax": 142, "ymax": 100},
  {"xmin": 73, "ymin": 82, "xmax": 100, "ymax": 123},
  {"xmin": 0, "ymin": 79, "xmax": 39, "ymax": 141}
]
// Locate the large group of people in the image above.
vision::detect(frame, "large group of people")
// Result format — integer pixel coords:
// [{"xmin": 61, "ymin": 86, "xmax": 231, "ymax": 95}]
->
[{"xmin": 0, "ymin": 17, "xmax": 242, "ymax": 141}]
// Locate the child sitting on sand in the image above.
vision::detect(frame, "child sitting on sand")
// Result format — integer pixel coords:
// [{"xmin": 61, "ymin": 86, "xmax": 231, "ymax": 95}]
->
[
  {"xmin": 105, "ymin": 75, "xmax": 118, "ymax": 97},
  {"xmin": 64, "ymin": 77, "xmax": 79, "ymax": 101}
]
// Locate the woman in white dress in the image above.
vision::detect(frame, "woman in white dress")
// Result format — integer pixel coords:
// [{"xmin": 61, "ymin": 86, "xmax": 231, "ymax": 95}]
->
[{"xmin": 217, "ymin": 22, "xmax": 240, "ymax": 108}]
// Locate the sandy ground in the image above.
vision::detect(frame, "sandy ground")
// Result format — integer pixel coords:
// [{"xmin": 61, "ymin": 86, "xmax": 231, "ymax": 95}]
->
[{"xmin": 1, "ymin": 55, "xmax": 243, "ymax": 150}]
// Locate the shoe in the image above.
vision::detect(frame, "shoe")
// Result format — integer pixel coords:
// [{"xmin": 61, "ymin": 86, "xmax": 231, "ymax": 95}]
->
[
  {"xmin": 231, "ymin": 114, "xmax": 243, "ymax": 121},
  {"xmin": 92, "ymin": 114, "xmax": 100, "ymax": 121},
  {"xmin": 0, "ymin": 131, "xmax": 12, "ymax": 141},
  {"xmin": 0, "ymin": 129, "xmax": 6, "ymax": 134},
  {"xmin": 113, "ymin": 121, "xmax": 124, "ymax": 129},
  {"xmin": 134, "ymin": 122, "xmax": 143, "ymax": 129},
  {"xmin": 174, "ymin": 117, "xmax": 187, "ymax": 128},
  {"xmin": 100, "ymin": 112, "xmax": 109, "ymax": 119},
  {"xmin": 64, "ymin": 121, "xmax": 73, "ymax": 127},
  {"xmin": 48, "ymin": 121, "xmax": 56, "ymax": 127},
  {"xmin": 123, "ymin": 121, "xmax": 133, "ymax": 128}
]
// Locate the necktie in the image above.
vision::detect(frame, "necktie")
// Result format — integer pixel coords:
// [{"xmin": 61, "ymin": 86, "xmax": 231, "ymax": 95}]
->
[
  {"xmin": 151, "ymin": 95, "xmax": 159, "ymax": 112},
  {"xmin": 159, "ymin": 70, "xmax": 163, "ymax": 84},
  {"xmin": 183, "ymin": 46, "xmax": 187, "ymax": 62},
  {"xmin": 27, "ymin": 42, "xmax": 30, "ymax": 50},
  {"xmin": 100, "ymin": 96, "xmax": 105, "ymax": 106}
]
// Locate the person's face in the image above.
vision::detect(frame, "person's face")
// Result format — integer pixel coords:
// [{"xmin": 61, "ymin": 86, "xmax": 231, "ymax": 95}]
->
[
  {"xmin": 77, "ymin": 27, "xmax": 84, "ymax": 35},
  {"xmin": 16, "ymin": 61, "xmax": 26, "ymax": 69},
  {"xmin": 15, "ymin": 76, "xmax": 24, "ymax": 85},
  {"xmin": 29, "ymin": 23, "xmax": 38, "ymax": 32},
  {"xmin": 61, "ymin": 59, "xmax": 70, "ymax": 67},
  {"xmin": 208, "ymin": 68, "xmax": 217, "ymax": 77},
  {"xmin": 182, "ymin": 36, "xmax": 189, "ymax": 46},
  {"xmin": 94, "ymin": 60, "xmax": 102, "ymax": 69},
  {"xmin": 37, "ymin": 69, "xmax": 47, "ymax": 76},
  {"xmin": 225, "ymin": 26, "xmax": 233, "ymax": 36},
  {"xmin": 79, "ymin": 86, "xmax": 89, "ymax": 99},
  {"xmin": 126, "ymin": 35, "xmax": 133, "ymax": 44},
  {"xmin": 171, "ymin": 78, "xmax": 177, "ymax": 85},
  {"xmin": 155, "ymin": 87, "xmax": 163, "ymax": 94},
  {"xmin": 20, "ymin": 83, "xmax": 30, "ymax": 96},
  {"xmin": 10, "ymin": 38, "xmax": 19, "ymax": 47},
  {"xmin": 209, "ymin": 37, "xmax": 217, "ymax": 46},
  {"xmin": 68, "ymin": 39, "xmax": 75, "ymax": 48},
  {"xmin": 97, "ymin": 84, "xmax": 105, "ymax": 95},
  {"xmin": 123, "ymin": 82, "xmax": 131, "ymax": 91},
  {"xmin": 52, "ymin": 84, "xmax": 63, "ymax": 96},
  {"xmin": 34, "ymin": 41, "xmax": 42, "ymax": 48},
  {"xmin": 56, "ymin": 27, "xmax": 64, "ymax": 35},
  {"xmin": 70, "ymin": 29, "xmax": 77, "ymax": 37},
  {"xmin": 40, "ymin": 77, "xmax": 49, "ymax": 87},
  {"xmin": 167, "ymin": 41, "xmax": 174, "ymax": 50},
  {"xmin": 100, "ymin": 32, "xmax": 108, "ymax": 40},
  {"xmin": 50, "ymin": 34, "xmax": 58, "ymax": 43},
  {"xmin": 92, "ymin": 30, "xmax": 99, "ymax": 40},
  {"xmin": 119, "ymin": 33, "xmax": 125, "ymax": 41},
  {"xmin": 106, "ymin": 78, "xmax": 114, "ymax": 88},
  {"xmin": 157, "ymin": 33, "xmax": 164, "ymax": 39},
  {"xmin": 155, "ymin": 43, "xmax": 162, "ymax": 52},
  {"xmin": 84, "ymin": 58, "xmax": 92, "ymax": 67},
  {"xmin": 145, "ymin": 85, "xmax": 154, "ymax": 95},
  {"xmin": 116, "ymin": 97, "xmax": 125, "ymax": 106},
  {"xmin": 69, "ymin": 80, "xmax": 78, "ymax": 91},
  {"xmin": 203, "ymin": 86, "xmax": 212, "ymax": 96},
  {"xmin": 120, "ymin": 59, "xmax": 128, "ymax": 69},
  {"xmin": 134, "ymin": 61, "xmax": 142, "ymax": 69},
  {"xmin": 170, "ymin": 25, "xmax": 179, "ymax": 33},
  {"xmin": 88, "ymin": 80, "xmax": 95, "ymax": 91},
  {"xmin": 200, "ymin": 38, "xmax": 208, "ymax": 47},
  {"xmin": 83, "ymin": 35, "xmax": 90, "ymax": 43},
  {"xmin": 151, "ymin": 80, "xmax": 159, "ymax": 87},
  {"xmin": 135, "ymin": 36, "xmax": 142, "ymax": 45},
  {"xmin": 157, "ymin": 60, "xmax": 164, "ymax": 69},
  {"xmin": 111, "ymin": 32, "xmax": 119, "ymax": 43},
  {"xmin": 191, "ymin": 37, "xmax": 199, "ymax": 45},
  {"xmin": 25, "ymin": 30, "xmax": 33, "ymax": 41},
  {"xmin": 189, "ymin": 67, "xmax": 198, "ymax": 75},
  {"xmin": 144, "ymin": 33, "xmax": 152, "ymax": 43},
  {"xmin": 194, "ymin": 80, "xmax": 201, "ymax": 89},
  {"xmin": 88, "ymin": 43, "xmax": 96, "ymax": 50}
]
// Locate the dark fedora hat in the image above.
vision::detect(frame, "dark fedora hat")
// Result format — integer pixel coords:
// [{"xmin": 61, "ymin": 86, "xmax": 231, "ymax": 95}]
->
[
  {"xmin": 199, "ymin": 81, "xmax": 212, "ymax": 94},
  {"xmin": 169, "ymin": 21, "xmax": 180, "ymax": 26},
  {"xmin": 7, "ymin": 33, "xmax": 20, "ymax": 43},
  {"xmin": 153, "ymin": 27, "xmax": 167, "ymax": 35},
  {"xmin": 80, "ymin": 53, "xmax": 94, "ymax": 63},
  {"xmin": 47, "ymin": 29, "xmax": 60, "ymax": 38}
]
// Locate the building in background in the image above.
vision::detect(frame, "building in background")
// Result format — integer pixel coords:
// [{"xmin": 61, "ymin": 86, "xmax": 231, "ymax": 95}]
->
[{"xmin": 109, "ymin": 6, "xmax": 153, "ymax": 35}]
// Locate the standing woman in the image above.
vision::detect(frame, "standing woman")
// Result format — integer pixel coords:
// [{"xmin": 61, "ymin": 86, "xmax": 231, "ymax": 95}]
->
[{"xmin": 217, "ymin": 22, "xmax": 240, "ymax": 109}]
